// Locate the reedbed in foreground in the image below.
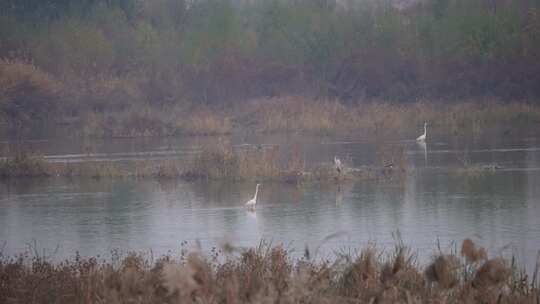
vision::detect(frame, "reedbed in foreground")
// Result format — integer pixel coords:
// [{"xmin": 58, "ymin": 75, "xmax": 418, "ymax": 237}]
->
[{"xmin": 1, "ymin": 239, "xmax": 538, "ymax": 303}]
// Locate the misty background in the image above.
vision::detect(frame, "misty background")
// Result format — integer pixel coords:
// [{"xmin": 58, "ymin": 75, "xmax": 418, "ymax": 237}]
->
[{"xmin": 1, "ymin": 0, "xmax": 540, "ymax": 127}]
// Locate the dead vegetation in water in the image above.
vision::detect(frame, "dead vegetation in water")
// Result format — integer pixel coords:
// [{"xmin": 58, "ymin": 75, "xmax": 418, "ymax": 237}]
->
[
  {"xmin": 451, "ymin": 151, "xmax": 503, "ymax": 178},
  {"xmin": 0, "ymin": 239, "xmax": 538, "ymax": 304},
  {"xmin": 0, "ymin": 144, "xmax": 406, "ymax": 183},
  {"xmin": 308, "ymin": 144, "xmax": 407, "ymax": 183},
  {"xmin": 0, "ymin": 153, "xmax": 49, "ymax": 178},
  {"xmin": 183, "ymin": 143, "xmax": 405, "ymax": 183},
  {"xmin": 452, "ymin": 165, "xmax": 502, "ymax": 178},
  {"xmin": 0, "ymin": 153, "xmax": 182, "ymax": 180},
  {"xmin": 182, "ymin": 143, "xmax": 290, "ymax": 181}
]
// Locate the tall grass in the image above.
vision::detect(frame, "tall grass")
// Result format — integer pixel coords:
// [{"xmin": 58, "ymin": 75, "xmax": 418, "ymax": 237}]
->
[
  {"xmin": 0, "ymin": 239, "xmax": 537, "ymax": 303},
  {"xmin": 0, "ymin": 146, "xmax": 338, "ymax": 182},
  {"xmin": 183, "ymin": 142, "xmax": 407, "ymax": 183},
  {"xmin": 176, "ymin": 109, "xmax": 232, "ymax": 136},
  {"xmin": 243, "ymin": 97, "xmax": 540, "ymax": 137},
  {"xmin": 0, "ymin": 140, "xmax": 404, "ymax": 181},
  {"xmin": 183, "ymin": 143, "xmax": 290, "ymax": 181},
  {"xmin": 82, "ymin": 106, "xmax": 233, "ymax": 138}
]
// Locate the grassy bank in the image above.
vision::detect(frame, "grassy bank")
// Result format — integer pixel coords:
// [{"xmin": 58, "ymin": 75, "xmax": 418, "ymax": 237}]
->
[{"xmin": 1, "ymin": 239, "xmax": 538, "ymax": 303}]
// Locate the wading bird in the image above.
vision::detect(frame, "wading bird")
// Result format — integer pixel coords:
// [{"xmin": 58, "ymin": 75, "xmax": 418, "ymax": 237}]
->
[
  {"xmin": 416, "ymin": 122, "xmax": 427, "ymax": 142},
  {"xmin": 245, "ymin": 184, "xmax": 260, "ymax": 209},
  {"xmin": 334, "ymin": 156, "xmax": 343, "ymax": 174}
]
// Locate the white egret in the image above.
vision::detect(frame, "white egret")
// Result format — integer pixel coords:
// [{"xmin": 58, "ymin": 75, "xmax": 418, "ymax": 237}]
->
[
  {"xmin": 417, "ymin": 140, "xmax": 427, "ymax": 165},
  {"xmin": 416, "ymin": 122, "xmax": 427, "ymax": 142},
  {"xmin": 334, "ymin": 156, "xmax": 343, "ymax": 174},
  {"xmin": 245, "ymin": 183, "xmax": 260, "ymax": 209}
]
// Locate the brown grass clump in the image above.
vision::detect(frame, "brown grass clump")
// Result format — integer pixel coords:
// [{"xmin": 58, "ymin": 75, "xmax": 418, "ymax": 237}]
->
[
  {"xmin": 1, "ymin": 240, "xmax": 536, "ymax": 304},
  {"xmin": 183, "ymin": 143, "xmax": 289, "ymax": 181},
  {"xmin": 461, "ymin": 238, "xmax": 488, "ymax": 264},
  {"xmin": 184, "ymin": 143, "xmax": 401, "ymax": 183},
  {"xmin": 425, "ymin": 254, "xmax": 461, "ymax": 289},
  {"xmin": 184, "ymin": 143, "xmax": 240, "ymax": 180},
  {"xmin": 381, "ymin": 246, "xmax": 424, "ymax": 289},
  {"xmin": 339, "ymin": 248, "xmax": 379, "ymax": 297},
  {"xmin": 473, "ymin": 258, "xmax": 512, "ymax": 289},
  {"xmin": 162, "ymin": 261, "xmax": 198, "ymax": 300}
]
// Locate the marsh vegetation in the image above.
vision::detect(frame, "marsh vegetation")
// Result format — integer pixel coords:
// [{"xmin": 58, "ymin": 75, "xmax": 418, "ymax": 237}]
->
[
  {"xmin": 0, "ymin": 239, "xmax": 538, "ymax": 304},
  {"xmin": 0, "ymin": 142, "xmax": 406, "ymax": 182},
  {"xmin": 2, "ymin": 1, "xmax": 540, "ymax": 301},
  {"xmin": 1, "ymin": 134, "xmax": 539, "ymax": 300},
  {"xmin": 1, "ymin": 0, "xmax": 540, "ymax": 136}
]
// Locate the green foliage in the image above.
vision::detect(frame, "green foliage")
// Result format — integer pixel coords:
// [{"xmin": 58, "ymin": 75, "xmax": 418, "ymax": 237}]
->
[
  {"xmin": 1, "ymin": 0, "xmax": 539, "ymax": 112},
  {"xmin": 32, "ymin": 19, "xmax": 115, "ymax": 76},
  {"xmin": 181, "ymin": 0, "xmax": 243, "ymax": 65}
]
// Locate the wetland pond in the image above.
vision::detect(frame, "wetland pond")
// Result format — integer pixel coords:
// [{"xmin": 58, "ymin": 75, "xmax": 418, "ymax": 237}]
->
[{"xmin": 1, "ymin": 131, "xmax": 539, "ymax": 272}]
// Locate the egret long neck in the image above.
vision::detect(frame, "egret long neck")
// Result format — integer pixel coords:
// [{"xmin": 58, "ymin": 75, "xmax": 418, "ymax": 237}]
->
[
  {"xmin": 423, "ymin": 124, "xmax": 427, "ymax": 136},
  {"xmin": 253, "ymin": 186, "xmax": 259, "ymax": 200}
]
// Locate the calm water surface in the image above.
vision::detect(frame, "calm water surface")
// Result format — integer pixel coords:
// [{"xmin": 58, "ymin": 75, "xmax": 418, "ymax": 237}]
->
[{"xmin": 1, "ymin": 132, "xmax": 539, "ymax": 271}]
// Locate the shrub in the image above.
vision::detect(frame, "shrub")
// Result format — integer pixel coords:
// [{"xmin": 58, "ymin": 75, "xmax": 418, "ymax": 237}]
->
[{"xmin": 0, "ymin": 60, "xmax": 61, "ymax": 124}]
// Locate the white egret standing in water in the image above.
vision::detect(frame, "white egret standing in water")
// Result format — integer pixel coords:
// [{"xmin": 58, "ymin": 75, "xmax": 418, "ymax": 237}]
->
[
  {"xmin": 416, "ymin": 122, "xmax": 427, "ymax": 142},
  {"xmin": 334, "ymin": 156, "xmax": 343, "ymax": 174},
  {"xmin": 245, "ymin": 184, "xmax": 260, "ymax": 209}
]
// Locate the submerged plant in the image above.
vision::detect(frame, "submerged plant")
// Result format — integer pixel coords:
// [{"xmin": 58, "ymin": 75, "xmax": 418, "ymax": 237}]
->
[{"xmin": 0, "ymin": 153, "xmax": 49, "ymax": 178}]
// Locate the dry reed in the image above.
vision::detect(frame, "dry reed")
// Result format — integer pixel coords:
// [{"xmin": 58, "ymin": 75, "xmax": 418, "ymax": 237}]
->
[
  {"xmin": 0, "ymin": 239, "xmax": 537, "ymax": 304},
  {"xmin": 242, "ymin": 97, "xmax": 540, "ymax": 138},
  {"xmin": 75, "ymin": 96, "xmax": 540, "ymax": 138},
  {"xmin": 0, "ymin": 144, "xmax": 405, "ymax": 183}
]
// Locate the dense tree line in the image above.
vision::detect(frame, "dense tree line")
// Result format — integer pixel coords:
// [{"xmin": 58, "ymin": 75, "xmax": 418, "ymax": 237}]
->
[{"xmin": 1, "ymin": 0, "xmax": 540, "ymax": 111}]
